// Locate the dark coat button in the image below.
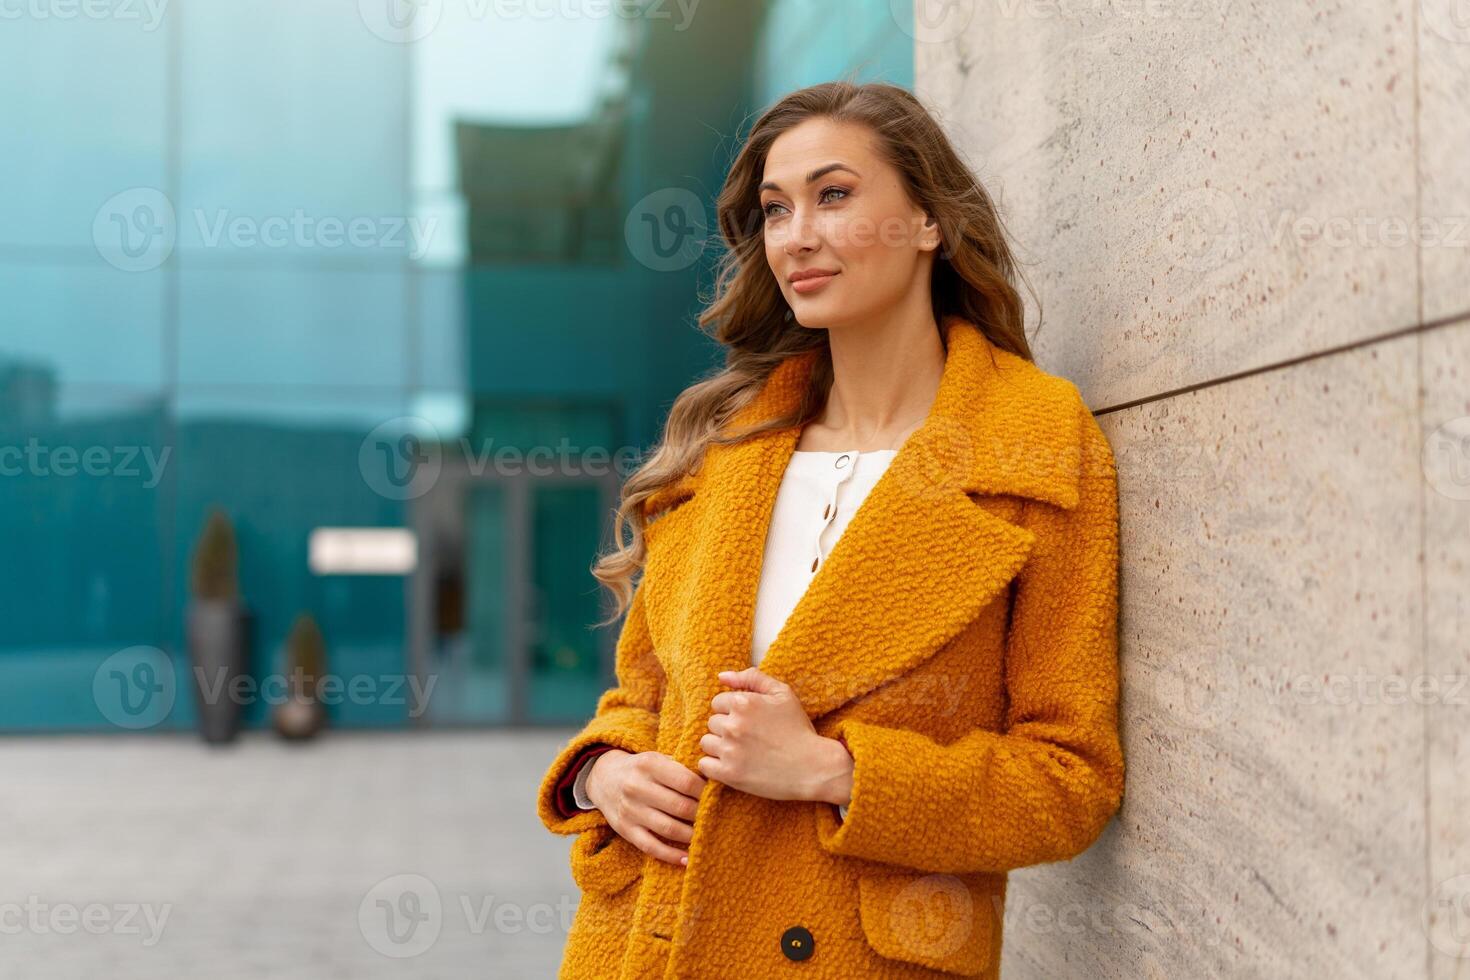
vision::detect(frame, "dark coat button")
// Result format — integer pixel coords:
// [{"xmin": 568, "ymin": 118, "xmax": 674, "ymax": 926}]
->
[{"xmin": 780, "ymin": 925, "xmax": 814, "ymax": 961}]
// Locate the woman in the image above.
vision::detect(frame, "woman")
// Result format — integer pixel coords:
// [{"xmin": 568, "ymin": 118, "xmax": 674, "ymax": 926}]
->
[{"xmin": 536, "ymin": 80, "xmax": 1124, "ymax": 980}]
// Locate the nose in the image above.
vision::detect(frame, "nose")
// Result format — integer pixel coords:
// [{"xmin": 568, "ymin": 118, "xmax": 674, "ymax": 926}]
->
[{"xmin": 782, "ymin": 205, "xmax": 819, "ymax": 256}]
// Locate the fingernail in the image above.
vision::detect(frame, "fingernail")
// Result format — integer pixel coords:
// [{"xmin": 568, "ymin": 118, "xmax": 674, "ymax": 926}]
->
[{"xmin": 680, "ymin": 856, "xmax": 688, "ymax": 865}]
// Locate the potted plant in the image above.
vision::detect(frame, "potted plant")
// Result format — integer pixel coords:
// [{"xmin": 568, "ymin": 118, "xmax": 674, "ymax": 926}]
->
[
  {"xmin": 185, "ymin": 507, "xmax": 248, "ymax": 743},
  {"xmin": 273, "ymin": 612, "xmax": 327, "ymax": 741}
]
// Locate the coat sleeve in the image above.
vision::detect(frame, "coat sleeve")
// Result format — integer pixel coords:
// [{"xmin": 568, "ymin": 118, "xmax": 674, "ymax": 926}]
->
[
  {"xmin": 813, "ymin": 404, "xmax": 1124, "ymax": 874},
  {"xmin": 536, "ymin": 580, "xmax": 666, "ymax": 836}
]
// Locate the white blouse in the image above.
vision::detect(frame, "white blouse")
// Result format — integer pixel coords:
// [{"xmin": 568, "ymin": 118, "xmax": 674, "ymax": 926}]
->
[
  {"xmin": 750, "ymin": 449, "xmax": 898, "ymax": 665},
  {"xmin": 573, "ymin": 448, "xmax": 897, "ymax": 820}
]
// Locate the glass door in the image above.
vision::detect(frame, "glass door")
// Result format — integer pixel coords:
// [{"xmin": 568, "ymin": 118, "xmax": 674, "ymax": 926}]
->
[{"xmin": 410, "ymin": 457, "xmax": 617, "ymax": 726}]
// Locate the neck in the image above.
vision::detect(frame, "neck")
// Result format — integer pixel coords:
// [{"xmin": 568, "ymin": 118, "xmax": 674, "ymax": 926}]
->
[{"xmin": 807, "ymin": 305, "xmax": 945, "ymax": 453}]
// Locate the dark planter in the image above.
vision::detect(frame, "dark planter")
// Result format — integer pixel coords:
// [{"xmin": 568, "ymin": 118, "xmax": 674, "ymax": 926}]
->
[{"xmin": 185, "ymin": 599, "xmax": 248, "ymax": 744}]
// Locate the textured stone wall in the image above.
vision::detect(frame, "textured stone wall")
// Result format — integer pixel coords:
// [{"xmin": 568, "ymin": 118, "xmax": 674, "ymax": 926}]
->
[{"xmin": 917, "ymin": 2, "xmax": 1469, "ymax": 976}]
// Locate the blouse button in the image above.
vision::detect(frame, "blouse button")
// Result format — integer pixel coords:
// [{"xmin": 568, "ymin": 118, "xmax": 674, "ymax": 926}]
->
[
  {"xmin": 822, "ymin": 503, "xmax": 830, "ymax": 520},
  {"xmin": 810, "ymin": 557, "xmax": 818, "ymax": 572},
  {"xmin": 834, "ymin": 453, "xmax": 851, "ymax": 469}
]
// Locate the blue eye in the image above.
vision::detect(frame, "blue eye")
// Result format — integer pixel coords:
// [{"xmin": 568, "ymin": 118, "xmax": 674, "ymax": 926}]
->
[{"xmin": 761, "ymin": 187, "xmax": 848, "ymax": 220}]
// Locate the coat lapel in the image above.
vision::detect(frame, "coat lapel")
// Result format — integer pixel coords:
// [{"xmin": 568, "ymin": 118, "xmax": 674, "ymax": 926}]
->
[{"xmin": 655, "ymin": 315, "xmax": 1087, "ymax": 730}]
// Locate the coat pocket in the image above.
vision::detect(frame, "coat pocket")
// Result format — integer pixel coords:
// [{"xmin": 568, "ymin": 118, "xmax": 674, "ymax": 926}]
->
[
  {"xmin": 856, "ymin": 869, "xmax": 998, "ymax": 976},
  {"xmin": 568, "ymin": 823, "xmax": 646, "ymax": 897}
]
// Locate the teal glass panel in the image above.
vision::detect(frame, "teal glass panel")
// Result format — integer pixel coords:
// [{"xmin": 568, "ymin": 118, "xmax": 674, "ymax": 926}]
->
[
  {"xmin": 178, "ymin": 268, "xmax": 409, "ymax": 389},
  {"xmin": 0, "ymin": 263, "xmax": 166, "ymax": 390},
  {"xmin": 0, "ymin": 14, "xmax": 169, "ymax": 250},
  {"xmin": 527, "ymin": 482, "xmax": 610, "ymax": 724},
  {"xmin": 178, "ymin": 0, "xmax": 407, "ymax": 254},
  {"xmin": 0, "ymin": 391, "xmax": 172, "ymax": 731}
]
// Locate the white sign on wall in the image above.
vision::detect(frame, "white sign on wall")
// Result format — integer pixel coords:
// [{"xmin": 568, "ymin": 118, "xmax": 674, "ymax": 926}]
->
[{"xmin": 308, "ymin": 528, "xmax": 418, "ymax": 575}]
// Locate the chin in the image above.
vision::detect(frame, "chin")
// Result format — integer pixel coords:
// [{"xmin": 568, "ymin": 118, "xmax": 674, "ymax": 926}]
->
[{"xmin": 788, "ymin": 301, "xmax": 846, "ymax": 331}]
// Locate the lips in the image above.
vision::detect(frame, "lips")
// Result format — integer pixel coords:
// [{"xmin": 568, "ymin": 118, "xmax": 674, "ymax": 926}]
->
[{"xmin": 789, "ymin": 270, "xmax": 839, "ymax": 294}]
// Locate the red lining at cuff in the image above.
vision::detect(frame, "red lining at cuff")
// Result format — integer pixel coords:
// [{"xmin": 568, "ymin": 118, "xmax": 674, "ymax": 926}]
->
[{"xmin": 553, "ymin": 743, "xmax": 619, "ymax": 819}]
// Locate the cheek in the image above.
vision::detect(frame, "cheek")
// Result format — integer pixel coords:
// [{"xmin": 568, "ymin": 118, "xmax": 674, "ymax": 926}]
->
[
  {"xmin": 763, "ymin": 228, "xmax": 790, "ymax": 284},
  {"xmin": 842, "ymin": 213, "xmax": 918, "ymax": 278},
  {"xmin": 823, "ymin": 210, "xmax": 899, "ymax": 272}
]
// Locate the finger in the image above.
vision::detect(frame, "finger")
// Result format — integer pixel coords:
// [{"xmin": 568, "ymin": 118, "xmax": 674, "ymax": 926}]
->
[
  {"xmin": 717, "ymin": 667, "xmax": 781, "ymax": 694},
  {"xmin": 647, "ymin": 753, "xmax": 708, "ymax": 799},
  {"xmin": 626, "ymin": 825, "xmax": 689, "ymax": 867},
  {"xmin": 694, "ymin": 754, "xmax": 726, "ymax": 784},
  {"xmin": 636, "ymin": 801, "xmax": 696, "ymax": 845},
  {"xmin": 646, "ymin": 781, "xmax": 701, "ymax": 830},
  {"xmin": 711, "ymin": 690, "xmax": 757, "ymax": 715}
]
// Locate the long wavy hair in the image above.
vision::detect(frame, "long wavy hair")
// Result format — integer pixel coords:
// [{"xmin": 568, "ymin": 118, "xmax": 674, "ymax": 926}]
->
[{"xmin": 591, "ymin": 79, "xmax": 1041, "ymax": 624}]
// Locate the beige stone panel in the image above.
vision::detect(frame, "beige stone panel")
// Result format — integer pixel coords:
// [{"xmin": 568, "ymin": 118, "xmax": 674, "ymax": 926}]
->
[
  {"xmin": 1422, "ymin": 320, "xmax": 1470, "ymax": 977},
  {"xmin": 1001, "ymin": 334, "xmax": 1425, "ymax": 978},
  {"xmin": 1419, "ymin": 5, "xmax": 1470, "ymax": 323},
  {"xmin": 916, "ymin": 0, "xmax": 1418, "ymax": 406}
]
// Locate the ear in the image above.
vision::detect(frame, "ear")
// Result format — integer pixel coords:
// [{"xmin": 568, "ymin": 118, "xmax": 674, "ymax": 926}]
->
[{"xmin": 918, "ymin": 211, "xmax": 942, "ymax": 253}]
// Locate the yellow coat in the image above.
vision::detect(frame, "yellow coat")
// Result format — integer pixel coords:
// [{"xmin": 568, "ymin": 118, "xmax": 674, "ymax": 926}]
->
[{"xmin": 536, "ymin": 315, "xmax": 1125, "ymax": 979}]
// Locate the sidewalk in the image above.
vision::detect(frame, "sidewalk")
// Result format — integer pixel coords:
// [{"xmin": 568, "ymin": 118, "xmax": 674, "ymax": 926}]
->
[{"xmin": 0, "ymin": 729, "xmax": 579, "ymax": 979}]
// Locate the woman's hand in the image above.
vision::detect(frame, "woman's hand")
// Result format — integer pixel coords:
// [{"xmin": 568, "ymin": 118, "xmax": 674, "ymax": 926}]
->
[
  {"xmin": 698, "ymin": 667, "xmax": 854, "ymax": 807},
  {"xmin": 585, "ymin": 749, "xmax": 707, "ymax": 867}
]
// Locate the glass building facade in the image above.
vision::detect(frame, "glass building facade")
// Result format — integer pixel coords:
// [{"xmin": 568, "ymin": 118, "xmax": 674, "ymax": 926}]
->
[{"xmin": 0, "ymin": 0, "xmax": 912, "ymax": 732}]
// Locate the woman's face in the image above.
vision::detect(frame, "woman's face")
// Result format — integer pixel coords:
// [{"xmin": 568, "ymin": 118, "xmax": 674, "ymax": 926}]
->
[{"xmin": 759, "ymin": 117, "xmax": 938, "ymax": 330}]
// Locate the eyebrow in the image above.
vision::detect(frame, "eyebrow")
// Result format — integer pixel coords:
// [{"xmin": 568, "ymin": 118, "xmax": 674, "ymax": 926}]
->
[{"xmin": 758, "ymin": 163, "xmax": 861, "ymax": 194}]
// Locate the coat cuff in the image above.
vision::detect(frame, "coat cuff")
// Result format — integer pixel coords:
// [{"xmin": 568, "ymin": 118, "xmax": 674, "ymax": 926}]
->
[
  {"xmin": 814, "ymin": 714, "xmax": 1123, "ymax": 873},
  {"xmin": 537, "ymin": 705, "xmax": 658, "ymax": 835},
  {"xmin": 553, "ymin": 744, "xmax": 617, "ymax": 818},
  {"xmin": 815, "ymin": 718, "xmax": 939, "ymax": 867}
]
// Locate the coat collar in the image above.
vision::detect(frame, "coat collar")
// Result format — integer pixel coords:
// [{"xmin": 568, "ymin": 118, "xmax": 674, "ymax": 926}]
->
[{"xmin": 646, "ymin": 315, "xmax": 1087, "ymax": 726}]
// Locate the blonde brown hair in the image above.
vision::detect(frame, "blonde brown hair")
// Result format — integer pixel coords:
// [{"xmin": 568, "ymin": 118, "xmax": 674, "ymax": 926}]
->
[{"xmin": 591, "ymin": 78, "xmax": 1040, "ymax": 623}]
